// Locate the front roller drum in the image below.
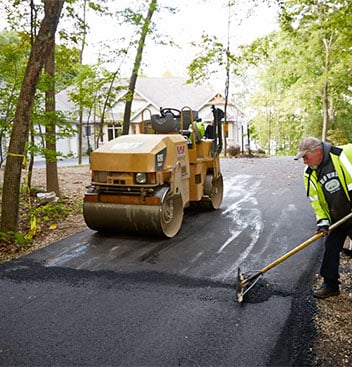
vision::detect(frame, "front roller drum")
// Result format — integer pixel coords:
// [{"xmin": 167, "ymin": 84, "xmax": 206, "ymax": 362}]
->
[{"xmin": 83, "ymin": 189, "xmax": 184, "ymax": 238}]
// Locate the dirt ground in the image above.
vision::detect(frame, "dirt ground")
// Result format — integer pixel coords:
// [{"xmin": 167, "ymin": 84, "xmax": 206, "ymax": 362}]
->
[
  {"xmin": 0, "ymin": 162, "xmax": 351, "ymax": 366},
  {"xmin": 0, "ymin": 165, "xmax": 91, "ymax": 261},
  {"xmin": 313, "ymin": 252, "xmax": 352, "ymax": 366}
]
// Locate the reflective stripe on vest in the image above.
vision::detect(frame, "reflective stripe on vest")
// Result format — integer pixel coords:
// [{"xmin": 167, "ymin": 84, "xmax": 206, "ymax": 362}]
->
[{"xmin": 339, "ymin": 152, "xmax": 352, "ymax": 191}]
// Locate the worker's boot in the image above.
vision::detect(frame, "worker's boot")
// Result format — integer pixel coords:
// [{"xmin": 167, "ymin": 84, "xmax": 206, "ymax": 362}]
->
[
  {"xmin": 342, "ymin": 248, "xmax": 352, "ymax": 258},
  {"xmin": 313, "ymin": 285, "xmax": 340, "ymax": 299},
  {"xmin": 342, "ymin": 239, "xmax": 352, "ymax": 258}
]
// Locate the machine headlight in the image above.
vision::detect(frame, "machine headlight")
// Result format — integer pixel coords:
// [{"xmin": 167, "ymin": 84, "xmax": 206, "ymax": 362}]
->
[{"xmin": 135, "ymin": 172, "xmax": 147, "ymax": 184}]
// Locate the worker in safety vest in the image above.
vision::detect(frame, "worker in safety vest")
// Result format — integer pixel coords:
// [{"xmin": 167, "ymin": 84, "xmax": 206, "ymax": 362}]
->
[
  {"xmin": 204, "ymin": 120, "xmax": 214, "ymax": 140},
  {"xmin": 295, "ymin": 137, "xmax": 352, "ymax": 299}
]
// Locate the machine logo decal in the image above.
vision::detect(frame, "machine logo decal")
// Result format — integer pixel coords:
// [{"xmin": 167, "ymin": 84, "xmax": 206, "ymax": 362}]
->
[
  {"xmin": 176, "ymin": 145, "xmax": 185, "ymax": 155},
  {"xmin": 156, "ymin": 148, "xmax": 167, "ymax": 170}
]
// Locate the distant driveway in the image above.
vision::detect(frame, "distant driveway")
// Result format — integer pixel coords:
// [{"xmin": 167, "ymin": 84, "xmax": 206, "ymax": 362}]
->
[{"xmin": 33, "ymin": 156, "xmax": 89, "ymax": 168}]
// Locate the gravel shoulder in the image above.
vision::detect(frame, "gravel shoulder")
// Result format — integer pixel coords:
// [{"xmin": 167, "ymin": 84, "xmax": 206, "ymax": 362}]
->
[{"xmin": 0, "ymin": 158, "xmax": 351, "ymax": 365}]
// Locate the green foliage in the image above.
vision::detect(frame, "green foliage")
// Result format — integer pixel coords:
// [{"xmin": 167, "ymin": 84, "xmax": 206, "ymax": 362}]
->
[
  {"xmin": 68, "ymin": 63, "xmax": 128, "ymax": 125},
  {"xmin": 186, "ymin": 0, "xmax": 352, "ymax": 154},
  {"xmin": 239, "ymin": 0, "xmax": 352, "ymax": 153},
  {"xmin": 20, "ymin": 190, "xmax": 82, "ymax": 239},
  {"xmin": 54, "ymin": 44, "xmax": 81, "ymax": 91},
  {"xmin": 187, "ymin": 34, "xmax": 229, "ymax": 84},
  {"xmin": 0, "ymin": 231, "xmax": 31, "ymax": 246},
  {"xmin": 0, "ymin": 190, "xmax": 83, "ymax": 255},
  {"xmin": 0, "ymin": 31, "xmax": 29, "ymax": 165},
  {"xmin": 0, "ymin": 29, "xmax": 82, "ymax": 166},
  {"xmin": 31, "ymin": 199, "xmax": 71, "ymax": 222},
  {"xmin": 120, "ymin": 8, "xmax": 144, "ymax": 26}
]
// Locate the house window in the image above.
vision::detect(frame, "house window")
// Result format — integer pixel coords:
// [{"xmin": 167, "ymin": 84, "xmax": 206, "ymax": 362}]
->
[
  {"xmin": 85, "ymin": 125, "xmax": 91, "ymax": 137},
  {"xmin": 107, "ymin": 123, "xmax": 122, "ymax": 141}
]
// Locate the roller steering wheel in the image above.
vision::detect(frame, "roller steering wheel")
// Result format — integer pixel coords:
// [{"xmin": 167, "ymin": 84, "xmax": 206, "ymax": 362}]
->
[{"xmin": 160, "ymin": 108, "xmax": 181, "ymax": 118}]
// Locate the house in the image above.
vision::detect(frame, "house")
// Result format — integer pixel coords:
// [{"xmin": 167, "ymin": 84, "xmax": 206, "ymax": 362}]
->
[{"xmin": 55, "ymin": 77, "xmax": 247, "ymax": 157}]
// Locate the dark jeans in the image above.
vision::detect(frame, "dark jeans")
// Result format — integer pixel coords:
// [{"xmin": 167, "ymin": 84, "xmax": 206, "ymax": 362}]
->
[{"xmin": 320, "ymin": 226, "xmax": 352, "ymax": 290}]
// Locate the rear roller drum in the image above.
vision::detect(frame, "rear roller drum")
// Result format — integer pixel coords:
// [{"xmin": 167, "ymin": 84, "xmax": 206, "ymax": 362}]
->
[
  {"xmin": 203, "ymin": 173, "xmax": 223, "ymax": 209},
  {"xmin": 160, "ymin": 192, "xmax": 184, "ymax": 238}
]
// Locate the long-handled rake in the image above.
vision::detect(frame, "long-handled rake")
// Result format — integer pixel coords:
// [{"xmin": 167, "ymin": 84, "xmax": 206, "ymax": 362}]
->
[{"xmin": 236, "ymin": 211, "xmax": 352, "ymax": 303}]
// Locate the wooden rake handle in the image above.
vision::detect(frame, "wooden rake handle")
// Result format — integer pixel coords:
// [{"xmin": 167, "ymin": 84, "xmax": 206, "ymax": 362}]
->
[{"xmin": 260, "ymin": 211, "xmax": 352, "ymax": 275}]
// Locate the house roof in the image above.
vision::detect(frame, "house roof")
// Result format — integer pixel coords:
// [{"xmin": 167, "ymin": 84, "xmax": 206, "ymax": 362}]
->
[
  {"xmin": 133, "ymin": 77, "xmax": 244, "ymax": 122},
  {"xmin": 135, "ymin": 77, "xmax": 216, "ymax": 111},
  {"xmin": 56, "ymin": 77, "xmax": 244, "ymax": 123},
  {"xmin": 56, "ymin": 86, "xmax": 75, "ymax": 113}
]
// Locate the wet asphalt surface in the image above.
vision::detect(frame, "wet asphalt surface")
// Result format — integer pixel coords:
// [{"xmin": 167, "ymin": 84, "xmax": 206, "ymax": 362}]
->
[{"xmin": 0, "ymin": 157, "xmax": 322, "ymax": 366}]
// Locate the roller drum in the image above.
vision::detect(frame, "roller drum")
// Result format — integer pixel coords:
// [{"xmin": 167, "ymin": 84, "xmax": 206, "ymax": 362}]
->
[{"xmin": 83, "ymin": 189, "xmax": 184, "ymax": 238}]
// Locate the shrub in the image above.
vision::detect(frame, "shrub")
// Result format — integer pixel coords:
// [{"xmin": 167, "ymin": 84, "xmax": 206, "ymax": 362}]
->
[{"xmin": 227, "ymin": 145, "xmax": 241, "ymax": 157}]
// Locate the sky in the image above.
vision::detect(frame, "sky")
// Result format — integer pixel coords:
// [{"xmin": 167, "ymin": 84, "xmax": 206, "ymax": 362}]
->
[
  {"xmin": 85, "ymin": 0, "xmax": 280, "ymax": 82},
  {"xmin": 0, "ymin": 0, "xmax": 279, "ymax": 91}
]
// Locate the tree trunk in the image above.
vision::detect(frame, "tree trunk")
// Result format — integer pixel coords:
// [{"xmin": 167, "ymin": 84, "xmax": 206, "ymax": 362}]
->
[
  {"xmin": 78, "ymin": 0, "xmax": 87, "ymax": 164},
  {"xmin": 322, "ymin": 79, "xmax": 328, "ymax": 142},
  {"xmin": 1, "ymin": 0, "xmax": 65, "ymax": 234},
  {"xmin": 321, "ymin": 37, "xmax": 331, "ymax": 142},
  {"xmin": 122, "ymin": 0, "xmax": 157, "ymax": 135},
  {"xmin": 45, "ymin": 35, "xmax": 61, "ymax": 196}
]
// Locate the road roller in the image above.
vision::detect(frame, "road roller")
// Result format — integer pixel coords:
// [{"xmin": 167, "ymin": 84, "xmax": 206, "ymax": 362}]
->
[{"xmin": 83, "ymin": 105, "xmax": 224, "ymax": 238}]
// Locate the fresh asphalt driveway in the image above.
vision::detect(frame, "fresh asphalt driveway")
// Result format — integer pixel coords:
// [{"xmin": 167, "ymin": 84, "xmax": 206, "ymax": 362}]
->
[{"xmin": 0, "ymin": 157, "xmax": 322, "ymax": 366}]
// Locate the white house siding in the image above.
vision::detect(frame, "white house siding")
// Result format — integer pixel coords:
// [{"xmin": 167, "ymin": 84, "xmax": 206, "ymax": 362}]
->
[{"xmin": 57, "ymin": 134, "xmax": 78, "ymax": 157}]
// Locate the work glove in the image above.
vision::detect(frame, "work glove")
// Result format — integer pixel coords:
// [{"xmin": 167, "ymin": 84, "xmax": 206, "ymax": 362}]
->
[{"xmin": 316, "ymin": 219, "xmax": 330, "ymax": 236}]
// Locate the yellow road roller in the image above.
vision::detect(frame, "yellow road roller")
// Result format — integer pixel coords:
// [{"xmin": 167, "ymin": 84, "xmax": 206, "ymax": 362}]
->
[{"xmin": 83, "ymin": 105, "xmax": 224, "ymax": 238}]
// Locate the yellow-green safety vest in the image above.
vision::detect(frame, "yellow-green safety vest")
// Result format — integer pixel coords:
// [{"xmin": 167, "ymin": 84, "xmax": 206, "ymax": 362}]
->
[{"xmin": 303, "ymin": 143, "xmax": 352, "ymax": 223}]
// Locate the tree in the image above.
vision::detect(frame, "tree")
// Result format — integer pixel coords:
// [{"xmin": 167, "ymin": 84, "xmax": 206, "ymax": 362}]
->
[
  {"xmin": 223, "ymin": 0, "xmax": 352, "ymax": 153},
  {"xmin": 1, "ymin": 0, "xmax": 65, "ymax": 234},
  {"xmin": 237, "ymin": 31, "xmax": 305, "ymax": 154},
  {"xmin": 278, "ymin": 0, "xmax": 352, "ymax": 143},
  {"xmin": 76, "ymin": 0, "xmax": 88, "ymax": 164},
  {"xmin": 186, "ymin": 0, "xmax": 352, "ymax": 152},
  {"xmin": 122, "ymin": 0, "xmax": 157, "ymax": 135},
  {"xmin": 45, "ymin": 32, "xmax": 60, "ymax": 196},
  {"xmin": 0, "ymin": 31, "xmax": 29, "ymax": 167}
]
